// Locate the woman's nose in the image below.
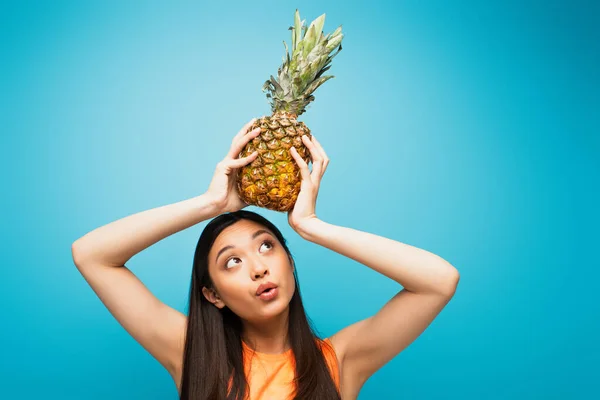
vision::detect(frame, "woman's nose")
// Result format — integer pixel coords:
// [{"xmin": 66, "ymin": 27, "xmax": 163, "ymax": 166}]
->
[{"xmin": 251, "ymin": 262, "xmax": 269, "ymax": 278}]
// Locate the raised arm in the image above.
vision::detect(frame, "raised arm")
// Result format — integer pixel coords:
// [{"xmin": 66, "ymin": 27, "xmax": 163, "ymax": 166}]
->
[
  {"xmin": 71, "ymin": 118, "xmax": 261, "ymax": 381},
  {"xmin": 71, "ymin": 193, "xmax": 221, "ymax": 376},
  {"xmin": 287, "ymin": 133, "xmax": 460, "ymax": 396}
]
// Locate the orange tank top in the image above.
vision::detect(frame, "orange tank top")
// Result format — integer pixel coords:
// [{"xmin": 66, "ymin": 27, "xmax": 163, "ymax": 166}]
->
[{"xmin": 238, "ymin": 337, "xmax": 340, "ymax": 399}]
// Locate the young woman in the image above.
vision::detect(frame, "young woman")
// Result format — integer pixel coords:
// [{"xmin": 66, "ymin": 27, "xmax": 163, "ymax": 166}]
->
[{"xmin": 72, "ymin": 119, "xmax": 460, "ymax": 399}]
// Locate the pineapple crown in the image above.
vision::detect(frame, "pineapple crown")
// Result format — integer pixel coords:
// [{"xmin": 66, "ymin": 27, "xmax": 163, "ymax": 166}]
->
[{"xmin": 263, "ymin": 10, "xmax": 343, "ymax": 116}]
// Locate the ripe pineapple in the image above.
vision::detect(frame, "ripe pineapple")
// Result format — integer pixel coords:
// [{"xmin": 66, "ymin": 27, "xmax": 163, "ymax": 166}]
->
[{"xmin": 236, "ymin": 10, "xmax": 343, "ymax": 212}]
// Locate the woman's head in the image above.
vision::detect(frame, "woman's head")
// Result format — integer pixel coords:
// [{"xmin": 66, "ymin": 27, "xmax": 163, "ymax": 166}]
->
[
  {"xmin": 199, "ymin": 213, "xmax": 296, "ymax": 324},
  {"xmin": 180, "ymin": 210, "xmax": 341, "ymax": 400}
]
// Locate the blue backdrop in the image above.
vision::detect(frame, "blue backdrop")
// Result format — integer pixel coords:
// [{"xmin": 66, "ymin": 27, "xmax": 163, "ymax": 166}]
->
[{"xmin": 1, "ymin": 0, "xmax": 598, "ymax": 399}]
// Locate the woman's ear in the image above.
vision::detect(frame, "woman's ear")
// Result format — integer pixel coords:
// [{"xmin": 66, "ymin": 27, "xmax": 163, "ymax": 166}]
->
[{"xmin": 202, "ymin": 286, "xmax": 225, "ymax": 309}]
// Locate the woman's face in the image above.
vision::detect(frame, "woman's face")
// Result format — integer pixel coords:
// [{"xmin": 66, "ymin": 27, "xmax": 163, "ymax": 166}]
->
[{"xmin": 203, "ymin": 219, "xmax": 295, "ymax": 322}]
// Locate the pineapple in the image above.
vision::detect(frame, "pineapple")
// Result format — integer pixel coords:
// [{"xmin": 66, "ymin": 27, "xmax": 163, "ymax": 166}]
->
[{"xmin": 236, "ymin": 9, "xmax": 343, "ymax": 212}]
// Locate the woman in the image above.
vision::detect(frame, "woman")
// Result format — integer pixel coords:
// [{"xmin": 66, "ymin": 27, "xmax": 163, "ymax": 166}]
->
[{"xmin": 72, "ymin": 119, "xmax": 460, "ymax": 399}]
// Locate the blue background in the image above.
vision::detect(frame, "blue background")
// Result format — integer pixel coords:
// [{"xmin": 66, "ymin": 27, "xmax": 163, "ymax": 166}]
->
[{"xmin": 1, "ymin": 0, "xmax": 598, "ymax": 399}]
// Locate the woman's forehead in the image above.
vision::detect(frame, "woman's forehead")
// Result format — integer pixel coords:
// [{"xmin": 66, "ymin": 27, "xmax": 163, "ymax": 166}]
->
[
  {"xmin": 210, "ymin": 220, "xmax": 273, "ymax": 255},
  {"xmin": 218, "ymin": 220, "xmax": 270, "ymax": 241}
]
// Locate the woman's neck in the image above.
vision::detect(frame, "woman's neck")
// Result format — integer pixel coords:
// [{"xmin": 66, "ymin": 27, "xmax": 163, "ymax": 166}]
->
[{"xmin": 241, "ymin": 309, "xmax": 290, "ymax": 354}]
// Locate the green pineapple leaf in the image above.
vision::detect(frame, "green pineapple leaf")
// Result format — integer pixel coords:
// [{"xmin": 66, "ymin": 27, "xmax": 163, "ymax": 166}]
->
[
  {"xmin": 292, "ymin": 9, "xmax": 303, "ymax": 52},
  {"xmin": 264, "ymin": 9, "xmax": 343, "ymax": 116}
]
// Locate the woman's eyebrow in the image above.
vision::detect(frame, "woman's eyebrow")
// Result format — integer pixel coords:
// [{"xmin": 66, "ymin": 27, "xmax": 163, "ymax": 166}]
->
[{"xmin": 215, "ymin": 229, "xmax": 272, "ymax": 263}]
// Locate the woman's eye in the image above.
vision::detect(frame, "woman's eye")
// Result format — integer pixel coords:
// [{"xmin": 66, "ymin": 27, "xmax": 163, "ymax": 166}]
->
[
  {"xmin": 225, "ymin": 258, "xmax": 241, "ymax": 269},
  {"xmin": 260, "ymin": 241, "xmax": 273, "ymax": 252}
]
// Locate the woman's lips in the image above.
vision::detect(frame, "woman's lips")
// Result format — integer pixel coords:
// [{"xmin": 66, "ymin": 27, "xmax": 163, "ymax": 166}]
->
[
  {"xmin": 256, "ymin": 282, "xmax": 277, "ymax": 295},
  {"xmin": 257, "ymin": 287, "xmax": 279, "ymax": 301}
]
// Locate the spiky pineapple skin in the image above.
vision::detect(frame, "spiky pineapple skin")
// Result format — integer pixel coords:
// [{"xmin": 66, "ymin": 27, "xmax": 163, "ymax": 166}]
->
[{"xmin": 236, "ymin": 111, "xmax": 312, "ymax": 212}]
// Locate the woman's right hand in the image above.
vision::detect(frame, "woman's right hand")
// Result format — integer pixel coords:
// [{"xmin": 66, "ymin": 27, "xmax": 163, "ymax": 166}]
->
[{"xmin": 205, "ymin": 118, "xmax": 261, "ymax": 214}]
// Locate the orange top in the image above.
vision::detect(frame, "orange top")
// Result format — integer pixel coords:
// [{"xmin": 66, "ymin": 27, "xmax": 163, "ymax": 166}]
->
[{"xmin": 239, "ymin": 337, "xmax": 340, "ymax": 399}]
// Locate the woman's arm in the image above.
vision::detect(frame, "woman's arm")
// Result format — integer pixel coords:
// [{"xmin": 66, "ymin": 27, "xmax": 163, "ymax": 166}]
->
[
  {"xmin": 287, "ymin": 134, "xmax": 459, "ymax": 392},
  {"xmin": 71, "ymin": 119, "xmax": 261, "ymax": 383},
  {"xmin": 71, "ymin": 194, "xmax": 221, "ymax": 378}
]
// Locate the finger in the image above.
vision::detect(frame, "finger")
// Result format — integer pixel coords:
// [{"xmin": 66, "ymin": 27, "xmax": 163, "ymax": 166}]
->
[
  {"xmin": 310, "ymin": 135, "xmax": 329, "ymax": 163},
  {"xmin": 301, "ymin": 134, "xmax": 323, "ymax": 161},
  {"xmin": 227, "ymin": 151, "xmax": 258, "ymax": 169},
  {"xmin": 228, "ymin": 127, "xmax": 261, "ymax": 159},
  {"xmin": 235, "ymin": 118, "xmax": 258, "ymax": 140},
  {"xmin": 310, "ymin": 134, "xmax": 329, "ymax": 171},
  {"xmin": 290, "ymin": 147, "xmax": 311, "ymax": 182},
  {"xmin": 301, "ymin": 135, "xmax": 323, "ymax": 178}
]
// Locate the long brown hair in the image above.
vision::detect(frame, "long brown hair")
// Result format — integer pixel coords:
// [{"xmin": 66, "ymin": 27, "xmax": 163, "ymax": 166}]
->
[{"xmin": 180, "ymin": 210, "xmax": 341, "ymax": 400}]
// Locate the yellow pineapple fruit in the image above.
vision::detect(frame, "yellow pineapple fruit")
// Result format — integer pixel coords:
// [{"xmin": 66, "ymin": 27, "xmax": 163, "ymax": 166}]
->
[{"xmin": 236, "ymin": 9, "xmax": 343, "ymax": 212}]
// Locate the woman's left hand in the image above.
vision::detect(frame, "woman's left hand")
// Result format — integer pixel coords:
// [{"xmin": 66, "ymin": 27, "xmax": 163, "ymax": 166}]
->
[{"xmin": 288, "ymin": 134, "xmax": 329, "ymax": 235}]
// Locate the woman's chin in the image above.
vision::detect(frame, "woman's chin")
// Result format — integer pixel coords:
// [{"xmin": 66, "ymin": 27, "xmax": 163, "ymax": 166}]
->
[{"xmin": 251, "ymin": 298, "xmax": 290, "ymax": 320}]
